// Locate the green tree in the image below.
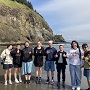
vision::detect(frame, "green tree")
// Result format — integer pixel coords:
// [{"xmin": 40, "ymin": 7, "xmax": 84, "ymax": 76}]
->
[
  {"xmin": 16, "ymin": 0, "xmax": 27, "ymax": 4},
  {"xmin": 25, "ymin": 1, "xmax": 33, "ymax": 10},
  {"xmin": 11, "ymin": 0, "xmax": 33, "ymax": 10}
]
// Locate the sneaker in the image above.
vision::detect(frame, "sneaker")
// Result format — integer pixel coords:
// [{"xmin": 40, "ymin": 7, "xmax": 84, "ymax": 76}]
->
[
  {"xmin": 50, "ymin": 79, "xmax": 54, "ymax": 85},
  {"xmin": 35, "ymin": 77, "xmax": 38, "ymax": 84},
  {"xmin": 39, "ymin": 78, "xmax": 42, "ymax": 84},
  {"xmin": 15, "ymin": 79, "xmax": 19, "ymax": 84},
  {"xmin": 45, "ymin": 79, "xmax": 50, "ymax": 84},
  {"xmin": 9, "ymin": 80, "xmax": 12, "ymax": 85},
  {"xmin": 24, "ymin": 80, "xmax": 27, "ymax": 84},
  {"xmin": 19, "ymin": 79, "xmax": 22, "ymax": 83},
  {"xmin": 57, "ymin": 82, "xmax": 60, "ymax": 86},
  {"xmin": 4, "ymin": 81, "xmax": 7, "ymax": 85},
  {"xmin": 27, "ymin": 80, "xmax": 30, "ymax": 84},
  {"xmin": 76, "ymin": 87, "xmax": 80, "ymax": 90},
  {"xmin": 72, "ymin": 87, "xmax": 75, "ymax": 90},
  {"xmin": 62, "ymin": 81, "xmax": 65, "ymax": 87}
]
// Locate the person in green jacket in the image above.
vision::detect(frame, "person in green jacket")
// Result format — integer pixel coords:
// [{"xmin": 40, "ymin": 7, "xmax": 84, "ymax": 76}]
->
[{"xmin": 82, "ymin": 43, "xmax": 90, "ymax": 90}]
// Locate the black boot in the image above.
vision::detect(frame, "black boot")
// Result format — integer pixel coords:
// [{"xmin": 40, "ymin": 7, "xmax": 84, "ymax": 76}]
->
[
  {"xmin": 36, "ymin": 77, "xmax": 38, "ymax": 84},
  {"xmin": 57, "ymin": 82, "xmax": 60, "ymax": 86},
  {"xmin": 39, "ymin": 77, "xmax": 42, "ymax": 84},
  {"xmin": 24, "ymin": 80, "xmax": 28, "ymax": 84},
  {"xmin": 27, "ymin": 80, "xmax": 30, "ymax": 84}
]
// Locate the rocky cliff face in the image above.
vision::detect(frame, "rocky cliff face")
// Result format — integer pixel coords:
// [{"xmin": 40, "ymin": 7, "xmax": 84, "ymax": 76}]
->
[{"xmin": 0, "ymin": 1, "xmax": 53, "ymax": 43}]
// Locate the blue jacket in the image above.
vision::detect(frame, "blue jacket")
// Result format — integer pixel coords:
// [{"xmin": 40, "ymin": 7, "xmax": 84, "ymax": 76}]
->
[{"xmin": 45, "ymin": 47, "xmax": 57, "ymax": 61}]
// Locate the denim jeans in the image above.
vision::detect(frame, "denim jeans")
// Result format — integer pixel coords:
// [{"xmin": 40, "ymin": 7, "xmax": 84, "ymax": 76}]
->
[
  {"xmin": 69, "ymin": 64, "xmax": 82, "ymax": 88},
  {"xmin": 44, "ymin": 61, "xmax": 55, "ymax": 72}
]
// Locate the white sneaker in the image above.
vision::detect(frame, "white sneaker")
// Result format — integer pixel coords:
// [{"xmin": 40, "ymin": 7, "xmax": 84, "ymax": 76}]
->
[
  {"xmin": 9, "ymin": 80, "xmax": 12, "ymax": 85},
  {"xmin": 4, "ymin": 81, "xmax": 7, "ymax": 85},
  {"xmin": 19, "ymin": 79, "xmax": 22, "ymax": 83},
  {"xmin": 72, "ymin": 87, "xmax": 75, "ymax": 90},
  {"xmin": 50, "ymin": 79, "xmax": 54, "ymax": 85},
  {"xmin": 15, "ymin": 79, "xmax": 19, "ymax": 83},
  {"xmin": 76, "ymin": 87, "xmax": 80, "ymax": 90}
]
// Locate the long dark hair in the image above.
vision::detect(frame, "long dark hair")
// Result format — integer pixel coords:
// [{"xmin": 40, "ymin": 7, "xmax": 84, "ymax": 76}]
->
[
  {"xmin": 71, "ymin": 40, "xmax": 81, "ymax": 59},
  {"xmin": 7, "ymin": 44, "xmax": 12, "ymax": 48},
  {"xmin": 71, "ymin": 40, "xmax": 80, "ymax": 49}
]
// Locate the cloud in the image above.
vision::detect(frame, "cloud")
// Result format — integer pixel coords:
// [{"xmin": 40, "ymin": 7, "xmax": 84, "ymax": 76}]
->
[
  {"xmin": 57, "ymin": 23, "xmax": 90, "ymax": 41},
  {"xmin": 32, "ymin": 0, "xmax": 90, "ymax": 41}
]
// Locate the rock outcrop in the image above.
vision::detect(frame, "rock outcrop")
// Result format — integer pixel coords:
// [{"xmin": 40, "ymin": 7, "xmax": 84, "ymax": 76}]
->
[
  {"xmin": 53, "ymin": 34, "xmax": 65, "ymax": 42},
  {"xmin": 0, "ymin": 0, "xmax": 53, "ymax": 43}
]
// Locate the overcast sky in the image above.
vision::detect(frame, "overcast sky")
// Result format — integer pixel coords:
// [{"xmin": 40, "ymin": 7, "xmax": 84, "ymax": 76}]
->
[{"xmin": 27, "ymin": 0, "xmax": 90, "ymax": 42}]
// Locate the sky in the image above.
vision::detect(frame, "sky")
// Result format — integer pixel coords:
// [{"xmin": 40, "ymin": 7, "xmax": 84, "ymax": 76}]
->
[{"xmin": 27, "ymin": 0, "xmax": 90, "ymax": 42}]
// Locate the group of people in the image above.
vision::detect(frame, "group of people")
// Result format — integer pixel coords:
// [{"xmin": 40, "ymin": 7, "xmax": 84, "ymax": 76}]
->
[{"xmin": 0, "ymin": 40, "xmax": 90, "ymax": 90}]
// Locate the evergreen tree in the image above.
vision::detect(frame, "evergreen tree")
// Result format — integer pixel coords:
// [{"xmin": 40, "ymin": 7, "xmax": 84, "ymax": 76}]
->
[
  {"xmin": 16, "ymin": 0, "xmax": 27, "ymax": 4},
  {"xmin": 11, "ymin": 0, "xmax": 33, "ymax": 10},
  {"xmin": 25, "ymin": 1, "xmax": 33, "ymax": 10}
]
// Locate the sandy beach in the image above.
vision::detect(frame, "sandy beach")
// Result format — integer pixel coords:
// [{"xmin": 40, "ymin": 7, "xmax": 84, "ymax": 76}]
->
[
  {"xmin": 0, "ymin": 63, "xmax": 88, "ymax": 90},
  {"xmin": 0, "ymin": 44, "xmax": 89, "ymax": 90}
]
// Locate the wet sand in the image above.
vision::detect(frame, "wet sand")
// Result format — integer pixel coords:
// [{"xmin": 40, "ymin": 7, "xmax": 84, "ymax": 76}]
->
[{"xmin": 0, "ymin": 63, "xmax": 88, "ymax": 90}]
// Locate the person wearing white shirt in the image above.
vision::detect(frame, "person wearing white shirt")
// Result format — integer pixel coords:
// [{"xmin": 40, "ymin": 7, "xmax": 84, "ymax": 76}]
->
[
  {"xmin": 67, "ymin": 40, "xmax": 82, "ymax": 90},
  {"xmin": 1, "ymin": 45, "xmax": 13, "ymax": 85}
]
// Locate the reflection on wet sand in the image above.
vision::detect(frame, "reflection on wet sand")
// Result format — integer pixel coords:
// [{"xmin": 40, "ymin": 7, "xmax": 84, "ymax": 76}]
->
[
  {"xmin": 1, "ymin": 79, "xmax": 69, "ymax": 90},
  {"xmin": 0, "ymin": 70, "xmax": 88, "ymax": 90}
]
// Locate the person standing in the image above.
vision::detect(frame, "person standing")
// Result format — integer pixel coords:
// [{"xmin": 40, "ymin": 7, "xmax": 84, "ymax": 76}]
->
[
  {"xmin": 67, "ymin": 40, "xmax": 82, "ymax": 90},
  {"xmin": 34, "ymin": 41, "xmax": 44, "ymax": 84},
  {"xmin": 10, "ymin": 44, "xmax": 22, "ymax": 83},
  {"xmin": 82, "ymin": 43, "xmax": 90, "ymax": 90},
  {"xmin": 44, "ymin": 40, "xmax": 57, "ymax": 85},
  {"xmin": 1, "ymin": 45, "xmax": 13, "ymax": 85},
  {"xmin": 55, "ymin": 45, "xmax": 67, "ymax": 87},
  {"xmin": 22, "ymin": 41, "xmax": 34, "ymax": 84}
]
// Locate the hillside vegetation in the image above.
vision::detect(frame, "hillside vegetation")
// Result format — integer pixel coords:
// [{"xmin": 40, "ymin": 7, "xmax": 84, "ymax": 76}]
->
[{"xmin": 0, "ymin": 0, "xmax": 65, "ymax": 44}]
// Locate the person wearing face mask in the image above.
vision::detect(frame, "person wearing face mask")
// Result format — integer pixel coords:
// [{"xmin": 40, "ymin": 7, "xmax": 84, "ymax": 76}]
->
[
  {"xmin": 82, "ymin": 43, "xmax": 90, "ymax": 90},
  {"xmin": 67, "ymin": 40, "xmax": 83, "ymax": 90},
  {"xmin": 34, "ymin": 41, "xmax": 44, "ymax": 84},
  {"xmin": 22, "ymin": 41, "xmax": 34, "ymax": 84},
  {"xmin": 55, "ymin": 45, "xmax": 67, "ymax": 87},
  {"xmin": 1, "ymin": 44, "xmax": 13, "ymax": 85}
]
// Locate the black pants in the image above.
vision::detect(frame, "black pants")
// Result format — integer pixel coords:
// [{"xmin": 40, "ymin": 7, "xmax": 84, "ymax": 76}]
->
[{"xmin": 56, "ymin": 63, "xmax": 66, "ymax": 83}]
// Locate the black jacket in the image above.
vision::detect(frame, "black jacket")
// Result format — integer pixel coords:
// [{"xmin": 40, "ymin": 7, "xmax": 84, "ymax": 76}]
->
[
  {"xmin": 22, "ymin": 47, "xmax": 33, "ymax": 62},
  {"xmin": 10, "ymin": 49, "xmax": 22, "ymax": 65},
  {"xmin": 55, "ymin": 51, "xmax": 67, "ymax": 65},
  {"xmin": 34, "ymin": 47, "xmax": 44, "ymax": 60}
]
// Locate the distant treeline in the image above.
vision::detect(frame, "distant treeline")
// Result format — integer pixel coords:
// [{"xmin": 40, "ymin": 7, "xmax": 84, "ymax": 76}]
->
[{"xmin": 11, "ymin": 0, "xmax": 33, "ymax": 10}]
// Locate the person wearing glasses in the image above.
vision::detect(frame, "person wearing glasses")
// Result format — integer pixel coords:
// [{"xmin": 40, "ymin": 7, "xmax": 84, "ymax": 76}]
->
[{"xmin": 82, "ymin": 43, "xmax": 90, "ymax": 90}]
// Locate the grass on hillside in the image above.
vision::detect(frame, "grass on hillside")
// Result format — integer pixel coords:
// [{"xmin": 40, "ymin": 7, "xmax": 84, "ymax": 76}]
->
[
  {"xmin": 0, "ymin": 0, "xmax": 31, "ymax": 12},
  {"xmin": 0, "ymin": 0, "xmax": 49, "ymax": 29}
]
